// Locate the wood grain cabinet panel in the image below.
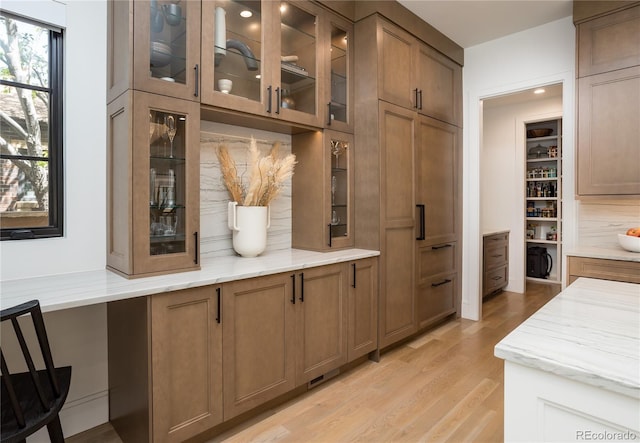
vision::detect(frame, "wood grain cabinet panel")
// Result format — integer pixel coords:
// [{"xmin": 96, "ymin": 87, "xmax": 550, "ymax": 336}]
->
[
  {"xmin": 294, "ymin": 264, "xmax": 348, "ymax": 385},
  {"xmin": 222, "ymin": 273, "xmax": 296, "ymax": 420},
  {"xmin": 417, "ymin": 273, "xmax": 457, "ymax": 329},
  {"xmin": 577, "ymin": 4, "xmax": 640, "ymax": 77},
  {"xmin": 348, "ymin": 258, "xmax": 379, "ymax": 361},
  {"xmin": 483, "ymin": 232, "xmax": 509, "ymax": 298},
  {"xmin": 567, "ymin": 256, "xmax": 640, "ymax": 284}
]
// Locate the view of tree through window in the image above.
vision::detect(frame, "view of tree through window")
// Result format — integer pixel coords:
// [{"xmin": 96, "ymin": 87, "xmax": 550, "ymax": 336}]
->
[{"xmin": 0, "ymin": 13, "xmax": 63, "ymax": 239}]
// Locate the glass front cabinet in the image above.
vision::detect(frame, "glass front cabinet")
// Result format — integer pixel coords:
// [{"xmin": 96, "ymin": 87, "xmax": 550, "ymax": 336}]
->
[
  {"xmin": 201, "ymin": 0, "xmax": 329, "ymax": 127},
  {"xmin": 108, "ymin": 0, "xmax": 202, "ymax": 102},
  {"xmin": 292, "ymin": 130, "xmax": 354, "ymax": 250},
  {"xmin": 107, "ymin": 91, "xmax": 200, "ymax": 278}
]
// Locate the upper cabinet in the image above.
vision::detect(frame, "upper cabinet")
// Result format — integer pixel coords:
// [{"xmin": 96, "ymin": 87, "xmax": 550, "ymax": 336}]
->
[
  {"xmin": 324, "ymin": 13, "xmax": 354, "ymax": 132},
  {"xmin": 108, "ymin": 0, "xmax": 202, "ymax": 103},
  {"xmin": 200, "ymin": 0, "xmax": 328, "ymax": 128},
  {"xmin": 376, "ymin": 18, "xmax": 462, "ymax": 127},
  {"xmin": 575, "ymin": 4, "xmax": 640, "ymax": 196}
]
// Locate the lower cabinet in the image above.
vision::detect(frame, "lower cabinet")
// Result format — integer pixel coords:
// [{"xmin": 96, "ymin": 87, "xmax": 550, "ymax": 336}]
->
[
  {"xmin": 108, "ymin": 258, "xmax": 378, "ymax": 442},
  {"xmin": 416, "ymin": 243, "xmax": 457, "ymax": 329},
  {"xmin": 567, "ymin": 256, "xmax": 640, "ymax": 285},
  {"xmin": 483, "ymin": 232, "xmax": 509, "ymax": 298}
]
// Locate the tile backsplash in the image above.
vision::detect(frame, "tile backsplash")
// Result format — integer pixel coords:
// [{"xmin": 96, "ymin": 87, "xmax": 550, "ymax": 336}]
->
[{"xmin": 200, "ymin": 121, "xmax": 292, "ymax": 258}]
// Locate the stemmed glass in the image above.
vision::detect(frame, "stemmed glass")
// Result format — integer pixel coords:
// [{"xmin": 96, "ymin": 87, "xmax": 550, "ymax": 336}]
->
[{"xmin": 165, "ymin": 114, "xmax": 177, "ymax": 158}]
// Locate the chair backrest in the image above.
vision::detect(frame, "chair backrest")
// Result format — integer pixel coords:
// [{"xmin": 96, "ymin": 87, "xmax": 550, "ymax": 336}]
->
[{"xmin": 1, "ymin": 300, "xmax": 61, "ymax": 429}]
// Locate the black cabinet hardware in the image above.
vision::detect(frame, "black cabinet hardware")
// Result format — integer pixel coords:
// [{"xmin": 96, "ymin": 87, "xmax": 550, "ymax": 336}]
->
[
  {"xmin": 299, "ymin": 273, "xmax": 304, "ymax": 302},
  {"xmin": 216, "ymin": 287, "xmax": 221, "ymax": 323},
  {"xmin": 352, "ymin": 263, "xmax": 356, "ymax": 288},
  {"xmin": 418, "ymin": 89, "xmax": 423, "ymax": 110},
  {"xmin": 327, "ymin": 102, "xmax": 332, "ymax": 125},
  {"xmin": 431, "ymin": 279, "xmax": 452, "ymax": 287},
  {"xmin": 416, "ymin": 204, "xmax": 425, "ymax": 240},
  {"xmin": 194, "ymin": 64, "xmax": 199, "ymax": 97},
  {"xmin": 275, "ymin": 87, "xmax": 281, "ymax": 114},
  {"xmin": 194, "ymin": 232, "xmax": 199, "ymax": 264},
  {"xmin": 291, "ymin": 274, "xmax": 296, "ymax": 304},
  {"xmin": 414, "ymin": 88, "xmax": 419, "ymax": 109},
  {"xmin": 432, "ymin": 244, "xmax": 452, "ymax": 250},
  {"xmin": 267, "ymin": 86, "xmax": 272, "ymax": 113},
  {"xmin": 328, "ymin": 224, "xmax": 332, "ymax": 247}
]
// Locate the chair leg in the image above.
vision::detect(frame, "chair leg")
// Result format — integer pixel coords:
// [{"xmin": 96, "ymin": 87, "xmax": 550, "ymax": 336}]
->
[{"xmin": 47, "ymin": 415, "xmax": 65, "ymax": 443}]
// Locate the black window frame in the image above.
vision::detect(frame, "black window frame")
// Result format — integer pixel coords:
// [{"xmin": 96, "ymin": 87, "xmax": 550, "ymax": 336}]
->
[{"xmin": 0, "ymin": 13, "xmax": 64, "ymax": 240}]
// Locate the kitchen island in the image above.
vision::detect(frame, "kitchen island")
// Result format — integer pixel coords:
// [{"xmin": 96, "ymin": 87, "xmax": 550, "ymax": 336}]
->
[{"xmin": 495, "ymin": 277, "xmax": 640, "ymax": 441}]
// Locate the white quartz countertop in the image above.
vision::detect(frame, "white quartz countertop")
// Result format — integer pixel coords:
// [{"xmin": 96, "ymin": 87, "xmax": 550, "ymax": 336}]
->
[
  {"xmin": 565, "ymin": 245, "xmax": 640, "ymax": 262},
  {"xmin": 495, "ymin": 277, "xmax": 640, "ymax": 398},
  {"xmin": 0, "ymin": 248, "xmax": 379, "ymax": 313}
]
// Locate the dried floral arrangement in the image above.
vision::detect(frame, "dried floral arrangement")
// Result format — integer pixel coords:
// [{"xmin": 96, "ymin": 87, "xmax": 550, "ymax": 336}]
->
[{"xmin": 216, "ymin": 137, "xmax": 296, "ymax": 206}]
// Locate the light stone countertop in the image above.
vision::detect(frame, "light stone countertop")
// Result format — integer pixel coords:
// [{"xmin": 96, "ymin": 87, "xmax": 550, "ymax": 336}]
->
[
  {"xmin": 565, "ymin": 245, "xmax": 640, "ymax": 262},
  {"xmin": 0, "ymin": 248, "xmax": 380, "ymax": 313},
  {"xmin": 495, "ymin": 277, "xmax": 640, "ymax": 398}
]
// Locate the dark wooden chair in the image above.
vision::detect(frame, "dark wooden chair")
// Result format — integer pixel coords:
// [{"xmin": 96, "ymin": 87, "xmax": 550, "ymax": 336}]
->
[{"xmin": 1, "ymin": 300, "xmax": 72, "ymax": 443}]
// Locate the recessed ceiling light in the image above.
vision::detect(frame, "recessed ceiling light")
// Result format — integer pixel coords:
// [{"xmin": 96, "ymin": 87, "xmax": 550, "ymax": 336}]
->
[
  {"xmin": 534, "ymin": 88, "xmax": 546, "ymax": 95},
  {"xmin": 240, "ymin": 10, "xmax": 252, "ymax": 18}
]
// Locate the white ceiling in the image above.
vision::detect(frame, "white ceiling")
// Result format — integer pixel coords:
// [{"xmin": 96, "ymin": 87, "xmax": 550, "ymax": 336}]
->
[{"xmin": 396, "ymin": 0, "xmax": 573, "ymax": 48}]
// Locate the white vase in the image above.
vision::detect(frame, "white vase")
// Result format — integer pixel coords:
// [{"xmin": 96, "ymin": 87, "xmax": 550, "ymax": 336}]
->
[{"xmin": 228, "ymin": 202, "xmax": 270, "ymax": 257}]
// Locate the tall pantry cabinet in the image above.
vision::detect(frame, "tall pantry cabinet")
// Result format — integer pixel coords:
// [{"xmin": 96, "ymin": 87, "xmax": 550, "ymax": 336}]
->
[{"xmin": 354, "ymin": 14, "xmax": 462, "ymax": 349}]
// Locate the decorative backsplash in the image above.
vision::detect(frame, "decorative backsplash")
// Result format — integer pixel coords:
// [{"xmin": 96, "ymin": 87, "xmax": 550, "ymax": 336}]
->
[
  {"xmin": 577, "ymin": 199, "xmax": 640, "ymax": 248},
  {"xmin": 200, "ymin": 121, "xmax": 292, "ymax": 258}
]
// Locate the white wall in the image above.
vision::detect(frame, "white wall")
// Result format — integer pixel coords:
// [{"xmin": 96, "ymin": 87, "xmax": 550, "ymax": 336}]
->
[
  {"xmin": 463, "ymin": 16, "xmax": 576, "ymax": 320},
  {"xmin": 482, "ymin": 96, "xmax": 563, "ymax": 293}
]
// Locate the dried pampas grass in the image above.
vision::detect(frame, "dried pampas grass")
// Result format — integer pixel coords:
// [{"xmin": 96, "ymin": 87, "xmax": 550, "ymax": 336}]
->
[{"xmin": 216, "ymin": 138, "xmax": 296, "ymax": 207}]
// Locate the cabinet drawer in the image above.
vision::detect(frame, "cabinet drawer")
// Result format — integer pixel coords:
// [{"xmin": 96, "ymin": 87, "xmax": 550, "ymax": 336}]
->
[
  {"xmin": 417, "ymin": 242, "xmax": 456, "ymax": 282},
  {"xmin": 417, "ymin": 273, "xmax": 456, "ymax": 328},
  {"xmin": 484, "ymin": 232, "xmax": 508, "ymax": 245},
  {"xmin": 483, "ymin": 266, "xmax": 508, "ymax": 296},
  {"xmin": 484, "ymin": 244, "xmax": 508, "ymax": 270},
  {"xmin": 568, "ymin": 256, "xmax": 640, "ymax": 284}
]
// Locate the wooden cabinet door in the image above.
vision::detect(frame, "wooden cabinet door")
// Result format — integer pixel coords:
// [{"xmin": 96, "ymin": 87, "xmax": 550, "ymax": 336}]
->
[
  {"xmin": 151, "ymin": 286, "xmax": 222, "ymax": 443},
  {"xmin": 378, "ymin": 102, "xmax": 417, "ymax": 348},
  {"xmin": 415, "ymin": 42, "xmax": 462, "ymax": 126},
  {"xmin": 577, "ymin": 66, "xmax": 640, "ymax": 196},
  {"xmin": 417, "ymin": 273, "xmax": 457, "ymax": 329},
  {"xmin": 222, "ymin": 273, "xmax": 296, "ymax": 419},
  {"xmin": 324, "ymin": 11, "xmax": 354, "ymax": 132},
  {"xmin": 347, "ymin": 258, "xmax": 378, "ymax": 361},
  {"xmin": 377, "ymin": 19, "xmax": 416, "ymax": 110},
  {"xmin": 577, "ymin": 5, "xmax": 640, "ymax": 77},
  {"xmin": 416, "ymin": 115, "xmax": 460, "ymax": 245},
  {"xmin": 294, "ymin": 263, "xmax": 348, "ymax": 385}
]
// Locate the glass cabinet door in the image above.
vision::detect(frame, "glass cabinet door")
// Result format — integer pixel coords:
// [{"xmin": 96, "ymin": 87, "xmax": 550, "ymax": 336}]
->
[
  {"xmin": 133, "ymin": 0, "xmax": 201, "ymax": 101},
  {"xmin": 326, "ymin": 15, "xmax": 352, "ymax": 132},
  {"xmin": 276, "ymin": 1, "xmax": 321, "ymax": 126},
  {"xmin": 132, "ymin": 92, "xmax": 200, "ymax": 275},
  {"xmin": 328, "ymin": 134, "xmax": 353, "ymax": 248},
  {"xmin": 200, "ymin": 0, "xmax": 268, "ymax": 115}
]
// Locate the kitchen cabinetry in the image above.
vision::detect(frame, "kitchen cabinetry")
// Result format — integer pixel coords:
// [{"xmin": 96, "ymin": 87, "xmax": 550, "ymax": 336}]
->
[
  {"xmin": 374, "ymin": 17, "xmax": 462, "ymax": 126},
  {"xmin": 292, "ymin": 130, "xmax": 354, "ymax": 251},
  {"xmin": 107, "ymin": 0, "xmax": 201, "ymax": 103},
  {"xmin": 200, "ymin": 0, "xmax": 326, "ymax": 128},
  {"xmin": 483, "ymin": 232, "xmax": 509, "ymax": 298},
  {"xmin": 355, "ymin": 13, "xmax": 462, "ymax": 350},
  {"xmin": 221, "ymin": 272, "xmax": 296, "ymax": 419},
  {"xmin": 293, "ymin": 263, "xmax": 348, "ymax": 385},
  {"xmin": 348, "ymin": 258, "xmax": 378, "ymax": 361},
  {"xmin": 107, "ymin": 90, "xmax": 200, "ymax": 278},
  {"xmin": 108, "ymin": 286, "xmax": 222, "ymax": 443},
  {"xmin": 567, "ymin": 256, "xmax": 640, "ymax": 285},
  {"xmin": 575, "ymin": 4, "xmax": 640, "ymax": 196},
  {"xmin": 525, "ymin": 119, "xmax": 562, "ymax": 283},
  {"xmin": 325, "ymin": 13, "xmax": 354, "ymax": 132}
]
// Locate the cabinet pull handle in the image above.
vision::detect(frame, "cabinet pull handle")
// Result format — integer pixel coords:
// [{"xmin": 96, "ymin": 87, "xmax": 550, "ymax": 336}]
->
[
  {"xmin": 432, "ymin": 244, "xmax": 452, "ymax": 250},
  {"xmin": 414, "ymin": 88, "xmax": 419, "ymax": 109},
  {"xmin": 267, "ymin": 86, "xmax": 272, "ymax": 113},
  {"xmin": 291, "ymin": 274, "xmax": 296, "ymax": 304},
  {"xmin": 352, "ymin": 263, "xmax": 356, "ymax": 288},
  {"xmin": 416, "ymin": 204, "xmax": 425, "ymax": 240},
  {"xmin": 299, "ymin": 272, "xmax": 304, "ymax": 302},
  {"xmin": 275, "ymin": 87, "xmax": 281, "ymax": 114},
  {"xmin": 491, "ymin": 254, "xmax": 502, "ymax": 258},
  {"xmin": 431, "ymin": 279, "xmax": 452, "ymax": 287},
  {"xmin": 216, "ymin": 287, "xmax": 221, "ymax": 323},
  {"xmin": 193, "ymin": 232, "xmax": 199, "ymax": 264},
  {"xmin": 492, "ymin": 276, "xmax": 502, "ymax": 281},
  {"xmin": 194, "ymin": 64, "xmax": 199, "ymax": 97},
  {"xmin": 418, "ymin": 89, "xmax": 423, "ymax": 110},
  {"xmin": 327, "ymin": 102, "xmax": 332, "ymax": 125},
  {"xmin": 328, "ymin": 224, "xmax": 332, "ymax": 247}
]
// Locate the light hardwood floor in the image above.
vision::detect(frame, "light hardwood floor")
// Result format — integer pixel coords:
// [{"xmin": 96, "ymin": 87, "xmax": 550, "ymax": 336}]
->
[{"xmin": 68, "ymin": 283, "xmax": 560, "ymax": 443}]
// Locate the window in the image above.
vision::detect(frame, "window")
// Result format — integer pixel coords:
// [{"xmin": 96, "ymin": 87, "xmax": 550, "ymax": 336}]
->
[{"xmin": 0, "ymin": 13, "xmax": 63, "ymax": 240}]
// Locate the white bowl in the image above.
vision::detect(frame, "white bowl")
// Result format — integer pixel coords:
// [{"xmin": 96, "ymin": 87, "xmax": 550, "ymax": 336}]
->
[
  {"xmin": 618, "ymin": 233, "xmax": 640, "ymax": 252},
  {"xmin": 218, "ymin": 79, "xmax": 232, "ymax": 94}
]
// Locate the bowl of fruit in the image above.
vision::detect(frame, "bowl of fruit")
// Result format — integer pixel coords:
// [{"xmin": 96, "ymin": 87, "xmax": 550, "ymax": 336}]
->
[{"xmin": 618, "ymin": 227, "xmax": 640, "ymax": 252}]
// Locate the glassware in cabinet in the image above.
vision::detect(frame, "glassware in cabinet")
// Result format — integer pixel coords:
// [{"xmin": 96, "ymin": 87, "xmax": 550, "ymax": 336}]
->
[{"xmin": 325, "ymin": 13, "xmax": 353, "ymax": 132}]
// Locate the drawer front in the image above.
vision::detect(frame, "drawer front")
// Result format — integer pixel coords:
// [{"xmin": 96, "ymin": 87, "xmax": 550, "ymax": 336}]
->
[
  {"xmin": 484, "ymin": 232, "xmax": 508, "ymax": 245},
  {"xmin": 483, "ymin": 265, "xmax": 508, "ymax": 296},
  {"xmin": 417, "ymin": 273, "xmax": 456, "ymax": 328},
  {"xmin": 568, "ymin": 257, "xmax": 640, "ymax": 284},
  {"xmin": 417, "ymin": 242, "xmax": 456, "ymax": 282},
  {"xmin": 484, "ymin": 243, "xmax": 508, "ymax": 270}
]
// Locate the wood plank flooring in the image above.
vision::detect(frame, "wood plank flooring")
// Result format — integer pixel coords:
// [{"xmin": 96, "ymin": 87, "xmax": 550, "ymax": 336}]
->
[{"xmin": 67, "ymin": 283, "xmax": 560, "ymax": 443}]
